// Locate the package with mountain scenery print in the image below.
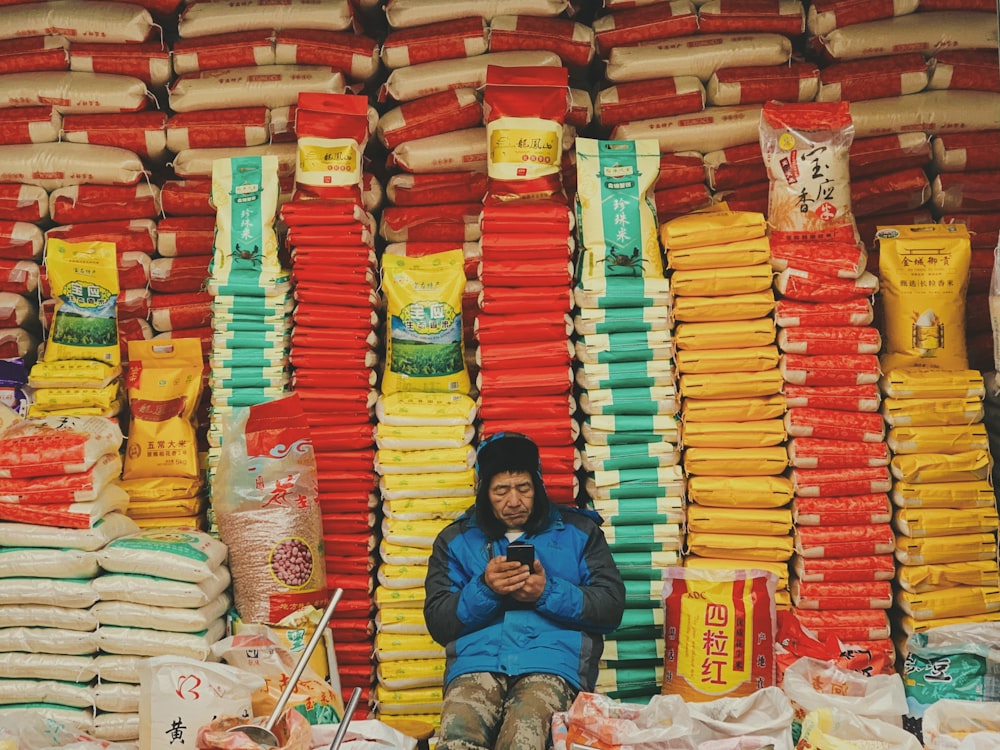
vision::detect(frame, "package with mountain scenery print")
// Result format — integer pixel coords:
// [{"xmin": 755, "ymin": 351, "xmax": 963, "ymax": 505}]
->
[
  {"xmin": 576, "ymin": 138, "xmax": 662, "ymax": 288},
  {"xmin": 381, "ymin": 248, "xmax": 469, "ymax": 396},
  {"xmin": 43, "ymin": 238, "xmax": 120, "ymax": 367}
]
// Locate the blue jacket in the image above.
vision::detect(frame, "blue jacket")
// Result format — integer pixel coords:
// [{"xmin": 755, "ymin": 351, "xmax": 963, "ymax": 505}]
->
[{"xmin": 424, "ymin": 504, "xmax": 626, "ymax": 692}]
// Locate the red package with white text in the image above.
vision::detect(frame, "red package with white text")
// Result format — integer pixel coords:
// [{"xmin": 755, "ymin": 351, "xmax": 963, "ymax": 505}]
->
[{"xmin": 791, "ymin": 467, "xmax": 892, "ymax": 497}]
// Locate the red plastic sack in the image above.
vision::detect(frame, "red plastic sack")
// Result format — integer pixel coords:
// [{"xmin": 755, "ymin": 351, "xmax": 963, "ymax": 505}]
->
[
  {"xmin": 60, "ymin": 111, "xmax": 167, "ymax": 160},
  {"xmin": 0, "ymin": 36, "xmax": 68, "ymax": 75},
  {"xmin": 778, "ymin": 326, "xmax": 881, "ymax": 355},
  {"xmin": 380, "ymin": 18, "xmax": 487, "ymax": 69},
  {"xmin": 787, "ymin": 439, "xmax": 890, "ymax": 470},
  {"xmin": 0, "ymin": 184, "xmax": 47, "ymax": 223},
  {"xmin": 792, "ymin": 494, "xmax": 892, "ymax": 525},
  {"xmin": 0, "ymin": 106, "xmax": 61, "ymax": 144},
  {"xmin": 783, "ymin": 383, "xmax": 881, "ymax": 412},
  {"xmin": 851, "ymin": 167, "xmax": 931, "ymax": 218},
  {"xmin": 593, "ymin": 3, "xmax": 698, "ymax": 55},
  {"xmin": 795, "ymin": 524, "xmax": 896, "ymax": 558},
  {"xmin": 377, "ymin": 88, "xmax": 482, "ymax": 150},
  {"xmin": 770, "ymin": 239, "xmax": 867, "ymax": 279},
  {"xmin": 274, "ymin": 29, "xmax": 378, "ymax": 81},
  {"xmin": 69, "ymin": 41, "xmax": 169, "ymax": 87},
  {"xmin": 790, "ymin": 467, "xmax": 892, "ymax": 497},
  {"xmin": 172, "ymin": 31, "xmax": 273, "ymax": 73},
  {"xmin": 49, "ymin": 183, "xmax": 160, "ymax": 224},
  {"xmin": 386, "ymin": 171, "xmax": 487, "ymax": 206},
  {"xmin": 818, "ymin": 53, "xmax": 929, "ymax": 102},
  {"xmin": 699, "ymin": 0, "xmax": 805, "ymax": 35},
  {"xmin": 46, "ymin": 218, "xmax": 156, "ymax": 255}
]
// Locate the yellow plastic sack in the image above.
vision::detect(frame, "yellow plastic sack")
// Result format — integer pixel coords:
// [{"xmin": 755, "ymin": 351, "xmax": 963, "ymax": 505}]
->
[
  {"xmin": 683, "ymin": 394, "xmax": 787, "ymax": 423},
  {"xmin": 375, "ymin": 446, "xmax": 475, "ymax": 474},
  {"xmin": 661, "ymin": 207, "xmax": 766, "ymax": 250},
  {"xmin": 892, "ymin": 480, "xmax": 995, "ymax": 509},
  {"xmin": 881, "ymin": 368, "xmax": 984, "ymax": 399},
  {"xmin": 896, "ymin": 561, "xmax": 1000, "ymax": 594},
  {"xmin": 377, "ymin": 391, "xmax": 478, "ymax": 426},
  {"xmin": 688, "ymin": 475, "xmax": 794, "ymax": 509},
  {"xmin": 877, "ymin": 223, "xmax": 971, "ymax": 372},
  {"xmin": 896, "ymin": 586, "xmax": 1000, "ymax": 622},
  {"xmin": 671, "ymin": 264, "xmax": 773, "ymax": 297},
  {"xmin": 680, "ymin": 369, "xmax": 784, "ymax": 399},
  {"xmin": 28, "ymin": 360, "xmax": 120, "ymax": 389},
  {"xmin": 43, "ymin": 239, "xmax": 120, "ymax": 367},
  {"xmin": 887, "ymin": 425, "xmax": 989, "ymax": 455},
  {"xmin": 882, "ymin": 396, "xmax": 984, "ymax": 427},
  {"xmin": 895, "ymin": 533, "xmax": 998, "ymax": 566},
  {"xmin": 381, "ymin": 249, "xmax": 469, "ymax": 396},
  {"xmin": 667, "ymin": 235, "xmax": 771, "ymax": 271},
  {"xmin": 893, "ymin": 507, "xmax": 999, "ymax": 538},
  {"xmin": 682, "ymin": 419, "xmax": 786, "ymax": 448},
  {"xmin": 116, "ymin": 476, "xmax": 203, "ymax": 502},
  {"xmin": 379, "ymin": 469, "xmax": 475, "ymax": 499},
  {"xmin": 896, "ymin": 611, "xmax": 1000, "ymax": 636},
  {"xmin": 126, "ymin": 495, "xmax": 204, "ymax": 519},
  {"xmin": 375, "ymin": 423, "xmax": 475, "ymax": 450},
  {"xmin": 673, "ymin": 290, "xmax": 775, "ymax": 323},
  {"xmin": 676, "ymin": 346, "xmax": 779, "ymax": 374},
  {"xmin": 684, "ymin": 446, "xmax": 788, "ymax": 476},
  {"xmin": 683, "ymin": 557, "xmax": 790, "ymax": 589},
  {"xmin": 31, "ymin": 381, "xmax": 120, "ymax": 411},
  {"xmin": 674, "ymin": 318, "xmax": 776, "ymax": 350},
  {"xmin": 686, "ymin": 506, "xmax": 792, "ymax": 536},
  {"xmin": 686, "ymin": 532, "xmax": 794, "ymax": 561},
  {"xmin": 890, "ymin": 450, "xmax": 992, "ymax": 483}
]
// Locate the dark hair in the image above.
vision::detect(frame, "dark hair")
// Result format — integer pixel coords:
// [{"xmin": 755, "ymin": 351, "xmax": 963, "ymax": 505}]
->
[{"xmin": 475, "ymin": 470, "xmax": 551, "ymax": 541}]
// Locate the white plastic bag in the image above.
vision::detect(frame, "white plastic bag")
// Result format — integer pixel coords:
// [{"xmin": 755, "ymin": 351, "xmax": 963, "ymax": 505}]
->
[
  {"xmin": 782, "ymin": 656, "xmax": 907, "ymax": 741},
  {"xmin": 690, "ymin": 687, "xmax": 794, "ymax": 750},
  {"xmin": 797, "ymin": 707, "xmax": 921, "ymax": 750},
  {"xmin": 922, "ymin": 699, "xmax": 1000, "ymax": 750},
  {"xmin": 551, "ymin": 692, "xmax": 702, "ymax": 750}
]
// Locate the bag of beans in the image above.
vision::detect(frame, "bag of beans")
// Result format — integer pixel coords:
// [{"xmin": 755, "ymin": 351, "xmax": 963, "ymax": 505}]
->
[{"xmin": 213, "ymin": 393, "xmax": 327, "ymax": 624}]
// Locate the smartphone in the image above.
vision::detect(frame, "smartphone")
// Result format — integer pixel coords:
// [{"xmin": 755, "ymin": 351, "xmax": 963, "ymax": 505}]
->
[{"xmin": 506, "ymin": 542, "xmax": 534, "ymax": 568}]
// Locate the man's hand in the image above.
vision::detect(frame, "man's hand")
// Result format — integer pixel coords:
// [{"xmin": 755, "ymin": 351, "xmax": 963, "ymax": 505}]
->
[
  {"xmin": 483, "ymin": 555, "xmax": 532, "ymax": 596},
  {"xmin": 510, "ymin": 560, "xmax": 545, "ymax": 604}
]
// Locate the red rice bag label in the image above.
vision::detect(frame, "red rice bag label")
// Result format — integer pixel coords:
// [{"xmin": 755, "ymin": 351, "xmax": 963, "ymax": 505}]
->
[
  {"xmin": 654, "ymin": 183, "xmax": 714, "ymax": 224},
  {"xmin": 933, "ymin": 171, "xmax": 1000, "ymax": 213},
  {"xmin": 850, "ymin": 132, "xmax": 931, "ymax": 179},
  {"xmin": 791, "ymin": 466, "xmax": 892, "ymax": 497},
  {"xmin": 788, "ymin": 438, "xmax": 889, "ymax": 469},
  {"xmin": 0, "ymin": 36, "xmax": 68, "ymax": 75},
  {"xmin": 655, "ymin": 153, "xmax": 705, "ymax": 191},
  {"xmin": 793, "ymin": 494, "xmax": 892, "ymax": 526},
  {"xmin": 69, "ymin": 41, "xmax": 170, "ymax": 87},
  {"xmin": 662, "ymin": 567, "xmax": 777, "ymax": 701},
  {"xmin": 760, "ymin": 101, "xmax": 856, "ymax": 243},
  {"xmin": 795, "ymin": 523, "xmax": 896, "ymax": 558},
  {"xmin": 596, "ymin": 77, "xmax": 704, "ymax": 129},
  {"xmin": 778, "ymin": 326, "xmax": 882, "ymax": 356},
  {"xmin": 488, "ymin": 16, "xmax": 595, "ymax": 69},
  {"xmin": 769, "ymin": 239, "xmax": 867, "ymax": 279},
  {"xmin": 0, "ymin": 220, "xmax": 42, "ymax": 259},
  {"xmin": 166, "ymin": 108, "xmax": 270, "ymax": 152},
  {"xmin": 593, "ymin": 1, "xmax": 699, "ymax": 56},
  {"xmin": 705, "ymin": 142, "xmax": 768, "ymax": 190},
  {"xmin": 0, "ymin": 184, "xmax": 47, "ymax": 223},
  {"xmin": 156, "ymin": 215, "xmax": 214, "ymax": 257},
  {"xmin": 172, "ymin": 31, "xmax": 275, "ymax": 75},
  {"xmin": 49, "ymin": 184, "xmax": 160, "ymax": 224},
  {"xmin": 709, "ymin": 62, "xmax": 820, "ymax": 107},
  {"xmin": 483, "ymin": 65, "xmax": 568, "ymax": 203},
  {"xmin": 380, "ymin": 18, "xmax": 488, "ymax": 69},
  {"xmin": 295, "ymin": 92, "xmax": 369, "ymax": 197},
  {"xmin": 698, "ymin": 0, "xmax": 805, "ymax": 36},
  {"xmin": 274, "ymin": 30, "xmax": 378, "ymax": 81},
  {"xmin": 794, "ymin": 554, "xmax": 896, "ymax": 583},
  {"xmin": 775, "ymin": 299, "xmax": 873, "ymax": 328},
  {"xmin": 159, "ymin": 179, "xmax": 213, "ymax": 218},
  {"xmin": 60, "ymin": 112, "xmax": 168, "ymax": 161},
  {"xmin": 852, "ymin": 167, "xmax": 931, "ymax": 218},
  {"xmin": 792, "ymin": 580, "xmax": 893, "ymax": 610},
  {"xmin": 380, "ymin": 203, "xmax": 481, "ymax": 243},
  {"xmin": 386, "ymin": 171, "xmax": 487, "ymax": 206},
  {"xmin": 149, "ymin": 257, "xmax": 210, "ymax": 294},
  {"xmin": 780, "ymin": 353, "xmax": 881, "ymax": 387},
  {"xmin": 377, "ymin": 88, "xmax": 482, "ymax": 150},
  {"xmin": 817, "ymin": 53, "xmax": 929, "ymax": 102},
  {"xmin": 785, "ymin": 407, "xmax": 886, "ymax": 442},
  {"xmin": 0, "ymin": 106, "xmax": 61, "ymax": 145}
]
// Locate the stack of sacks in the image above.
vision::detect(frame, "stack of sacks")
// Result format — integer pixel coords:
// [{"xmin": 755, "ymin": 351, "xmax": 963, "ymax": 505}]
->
[
  {"xmin": 281, "ymin": 93, "xmax": 380, "ymax": 711},
  {"xmin": 205, "ymin": 155, "xmax": 291, "ymax": 491},
  {"xmin": 374, "ymin": 242, "xmax": 476, "ymax": 726},
  {"xmin": 573, "ymin": 138, "xmax": 679, "ymax": 703},
  {"xmin": 0, "ymin": 1, "xmax": 166, "ymax": 365},
  {"xmin": 759, "ymin": 102, "xmax": 895, "ymax": 649},
  {"xmin": 660, "ymin": 207, "xmax": 792, "ymax": 607},
  {"xmin": 373, "ymin": 391, "xmax": 478, "ymax": 728},
  {"xmin": 471, "ymin": 65, "xmax": 577, "ymax": 505},
  {"xmin": 884, "ymin": 369, "xmax": 1000, "ymax": 640},
  {"xmin": 93, "ymin": 528, "xmax": 230, "ymax": 743},
  {"xmin": 0, "ymin": 415, "xmax": 137, "ymax": 735},
  {"xmin": 929, "ymin": 128, "xmax": 1000, "ymax": 369},
  {"xmin": 810, "ymin": 2, "xmax": 1000, "ymax": 257},
  {"xmin": 29, "ymin": 238, "xmax": 125, "ymax": 421},
  {"xmin": 599, "ymin": 1, "xmax": 808, "ymax": 223}
]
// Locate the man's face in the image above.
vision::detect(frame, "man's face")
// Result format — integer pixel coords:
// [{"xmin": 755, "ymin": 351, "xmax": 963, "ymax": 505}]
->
[{"xmin": 488, "ymin": 470, "xmax": 535, "ymax": 531}]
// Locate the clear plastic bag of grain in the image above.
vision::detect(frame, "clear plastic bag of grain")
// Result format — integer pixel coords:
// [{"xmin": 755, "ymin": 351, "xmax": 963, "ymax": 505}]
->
[{"xmin": 212, "ymin": 393, "xmax": 327, "ymax": 624}]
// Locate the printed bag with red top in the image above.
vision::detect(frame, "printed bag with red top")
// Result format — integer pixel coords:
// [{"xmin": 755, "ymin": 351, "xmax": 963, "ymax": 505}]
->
[
  {"xmin": 760, "ymin": 101, "xmax": 856, "ymax": 243},
  {"xmin": 483, "ymin": 65, "xmax": 568, "ymax": 204},
  {"xmin": 294, "ymin": 92, "xmax": 369, "ymax": 201}
]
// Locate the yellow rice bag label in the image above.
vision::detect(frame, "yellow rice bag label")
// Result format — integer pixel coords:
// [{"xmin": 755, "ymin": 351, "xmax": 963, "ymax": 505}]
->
[
  {"xmin": 688, "ymin": 475, "xmax": 794, "ymax": 509},
  {"xmin": 488, "ymin": 122, "xmax": 561, "ymax": 177},
  {"xmin": 687, "ymin": 506, "xmax": 792, "ymax": 535},
  {"xmin": 667, "ymin": 235, "xmax": 772, "ymax": 271},
  {"xmin": 673, "ymin": 290, "xmax": 775, "ymax": 323},
  {"xmin": 29, "ymin": 360, "xmax": 120, "ymax": 389},
  {"xmin": 683, "ymin": 395, "xmax": 787, "ymax": 423},
  {"xmin": 381, "ymin": 249, "xmax": 469, "ymax": 396},
  {"xmin": 377, "ymin": 391, "xmax": 477, "ymax": 425},
  {"xmin": 124, "ymin": 338, "xmax": 204, "ymax": 481},
  {"xmin": 44, "ymin": 239, "xmax": 120, "ymax": 367},
  {"xmin": 877, "ymin": 224, "xmax": 971, "ymax": 372},
  {"xmin": 296, "ymin": 137, "xmax": 361, "ymax": 188}
]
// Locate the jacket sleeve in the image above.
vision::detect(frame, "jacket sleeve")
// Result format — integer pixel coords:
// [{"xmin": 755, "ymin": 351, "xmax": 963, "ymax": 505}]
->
[
  {"xmin": 423, "ymin": 527, "xmax": 505, "ymax": 646},
  {"xmin": 534, "ymin": 521, "xmax": 625, "ymax": 634}
]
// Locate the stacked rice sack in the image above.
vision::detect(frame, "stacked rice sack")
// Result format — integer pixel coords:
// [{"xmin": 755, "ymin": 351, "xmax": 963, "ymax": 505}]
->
[
  {"xmin": 807, "ymin": 0, "xmax": 1000, "ymax": 367},
  {"xmin": 373, "ymin": 251, "xmax": 477, "ymax": 726},
  {"xmin": 599, "ymin": 0, "xmax": 808, "ymax": 223},
  {"xmin": 875, "ymin": 225, "xmax": 1000, "ymax": 647},
  {"xmin": 660, "ymin": 206, "xmax": 792, "ymax": 609},
  {"xmin": 0, "ymin": 415, "xmax": 137, "ymax": 736},
  {"xmin": 281, "ymin": 93, "xmax": 381, "ymax": 714},
  {"xmin": 204, "ymin": 154, "xmax": 291, "ymax": 488},
  {"xmin": 760, "ymin": 102, "xmax": 895, "ymax": 652},
  {"xmin": 573, "ymin": 138, "xmax": 680, "ymax": 703},
  {"xmin": 0, "ymin": 0, "xmax": 163, "ymax": 369},
  {"xmin": 93, "ymin": 527, "xmax": 230, "ymax": 742}
]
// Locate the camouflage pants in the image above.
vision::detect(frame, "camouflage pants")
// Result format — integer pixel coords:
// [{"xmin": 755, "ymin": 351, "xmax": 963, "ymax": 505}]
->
[{"xmin": 436, "ymin": 672, "xmax": 577, "ymax": 750}]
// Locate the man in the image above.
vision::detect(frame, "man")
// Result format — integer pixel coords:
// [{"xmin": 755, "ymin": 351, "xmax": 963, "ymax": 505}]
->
[{"xmin": 424, "ymin": 431, "xmax": 626, "ymax": 750}]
